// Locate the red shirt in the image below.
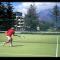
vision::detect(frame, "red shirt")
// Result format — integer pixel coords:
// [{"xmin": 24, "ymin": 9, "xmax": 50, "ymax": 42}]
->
[{"xmin": 6, "ymin": 28, "xmax": 15, "ymax": 37}]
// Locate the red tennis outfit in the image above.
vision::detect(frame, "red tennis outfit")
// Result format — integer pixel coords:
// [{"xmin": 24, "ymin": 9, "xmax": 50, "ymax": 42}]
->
[{"xmin": 6, "ymin": 28, "xmax": 15, "ymax": 37}]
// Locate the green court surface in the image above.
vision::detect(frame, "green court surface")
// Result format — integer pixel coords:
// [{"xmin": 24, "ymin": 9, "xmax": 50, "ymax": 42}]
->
[
  {"xmin": 58, "ymin": 36, "xmax": 60, "ymax": 57},
  {"xmin": 0, "ymin": 33, "xmax": 60, "ymax": 57}
]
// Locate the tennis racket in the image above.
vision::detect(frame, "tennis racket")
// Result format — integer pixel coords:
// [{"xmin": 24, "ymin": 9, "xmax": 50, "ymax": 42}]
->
[{"xmin": 14, "ymin": 35, "xmax": 21, "ymax": 37}]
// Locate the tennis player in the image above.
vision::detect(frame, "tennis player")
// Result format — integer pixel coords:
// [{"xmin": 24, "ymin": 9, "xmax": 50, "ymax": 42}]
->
[{"xmin": 4, "ymin": 27, "xmax": 15, "ymax": 47}]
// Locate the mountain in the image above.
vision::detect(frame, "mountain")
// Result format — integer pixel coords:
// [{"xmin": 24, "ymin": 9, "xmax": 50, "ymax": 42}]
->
[
  {"xmin": 38, "ymin": 9, "xmax": 54, "ymax": 22},
  {"xmin": 38, "ymin": 9, "xmax": 60, "ymax": 27}
]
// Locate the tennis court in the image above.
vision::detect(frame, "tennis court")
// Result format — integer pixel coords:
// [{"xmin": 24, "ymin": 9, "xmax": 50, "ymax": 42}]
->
[{"xmin": 0, "ymin": 32, "xmax": 60, "ymax": 57}]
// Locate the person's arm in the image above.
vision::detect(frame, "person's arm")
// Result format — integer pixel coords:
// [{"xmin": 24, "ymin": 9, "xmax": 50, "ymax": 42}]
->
[
  {"xmin": 13, "ymin": 32, "xmax": 15, "ymax": 35},
  {"xmin": 11, "ymin": 31, "xmax": 15, "ymax": 38},
  {"xmin": 13, "ymin": 32, "xmax": 21, "ymax": 37}
]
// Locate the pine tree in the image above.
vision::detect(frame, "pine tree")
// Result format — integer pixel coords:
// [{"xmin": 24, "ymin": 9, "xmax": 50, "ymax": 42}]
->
[
  {"xmin": 52, "ymin": 4, "xmax": 60, "ymax": 30},
  {"xmin": 24, "ymin": 4, "xmax": 39, "ymax": 31}
]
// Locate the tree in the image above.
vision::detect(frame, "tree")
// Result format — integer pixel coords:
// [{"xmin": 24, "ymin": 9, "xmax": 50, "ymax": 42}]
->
[
  {"xmin": 6, "ymin": 2, "xmax": 15, "ymax": 29},
  {"xmin": 24, "ymin": 4, "xmax": 39, "ymax": 31},
  {"xmin": 0, "ymin": 2, "xmax": 6, "ymax": 31},
  {"xmin": 52, "ymin": 4, "xmax": 60, "ymax": 30},
  {"xmin": 0, "ymin": 2, "xmax": 15, "ymax": 31},
  {"xmin": 39, "ymin": 21, "xmax": 50, "ymax": 31},
  {"xmin": 0, "ymin": 2, "xmax": 5, "ymax": 18},
  {"xmin": 6, "ymin": 2, "xmax": 13, "ymax": 19}
]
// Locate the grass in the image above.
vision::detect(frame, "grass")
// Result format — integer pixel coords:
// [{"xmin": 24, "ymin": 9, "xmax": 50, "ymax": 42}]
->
[
  {"xmin": 58, "ymin": 36, "xmax": 60, "ymax": 57},
  {"xmin": 0, "ymin": 43, "xmax": 56, "ymax": 57},
  {"xmin": 58, "ymin": 44, "xmax": 60, "ymax": 57},
  {"xmin": 0, "ymin": 33, "xmax": 60, "ymax": 57}
]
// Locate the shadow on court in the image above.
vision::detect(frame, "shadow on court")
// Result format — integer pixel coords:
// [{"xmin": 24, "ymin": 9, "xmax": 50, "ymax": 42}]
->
[{"xmin": 12, "ymin": 44, "xmax": 24, "ymax": 47}]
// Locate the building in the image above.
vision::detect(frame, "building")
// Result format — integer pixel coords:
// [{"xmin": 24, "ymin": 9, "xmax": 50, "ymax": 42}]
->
[{"xmin": 14, "ymin": 12, "xmax": 24, "ymax": 31}]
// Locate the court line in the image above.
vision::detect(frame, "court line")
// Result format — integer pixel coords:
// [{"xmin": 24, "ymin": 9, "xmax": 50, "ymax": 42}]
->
[{"xmin": 56, "ymin": 36, "xmax": 58, "ymax": 57}]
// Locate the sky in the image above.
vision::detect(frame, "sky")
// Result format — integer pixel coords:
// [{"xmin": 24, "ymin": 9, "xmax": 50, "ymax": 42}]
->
[{"xmin": 11, "ymin": 2, "xmax": 60, "ymax": 17}]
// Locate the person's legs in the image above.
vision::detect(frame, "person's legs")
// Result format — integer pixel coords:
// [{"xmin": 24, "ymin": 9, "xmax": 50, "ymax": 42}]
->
[
  {"xmin": 4, "ymin": 36, "xmax": 11, "ymax": 46},
  {"xmin": 4, "ymin": 36, "xmax": 13, "ymax": 47},
  {"xmin": 9, "ymin": 37, "xmax": 13, "ymax": 47}
]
